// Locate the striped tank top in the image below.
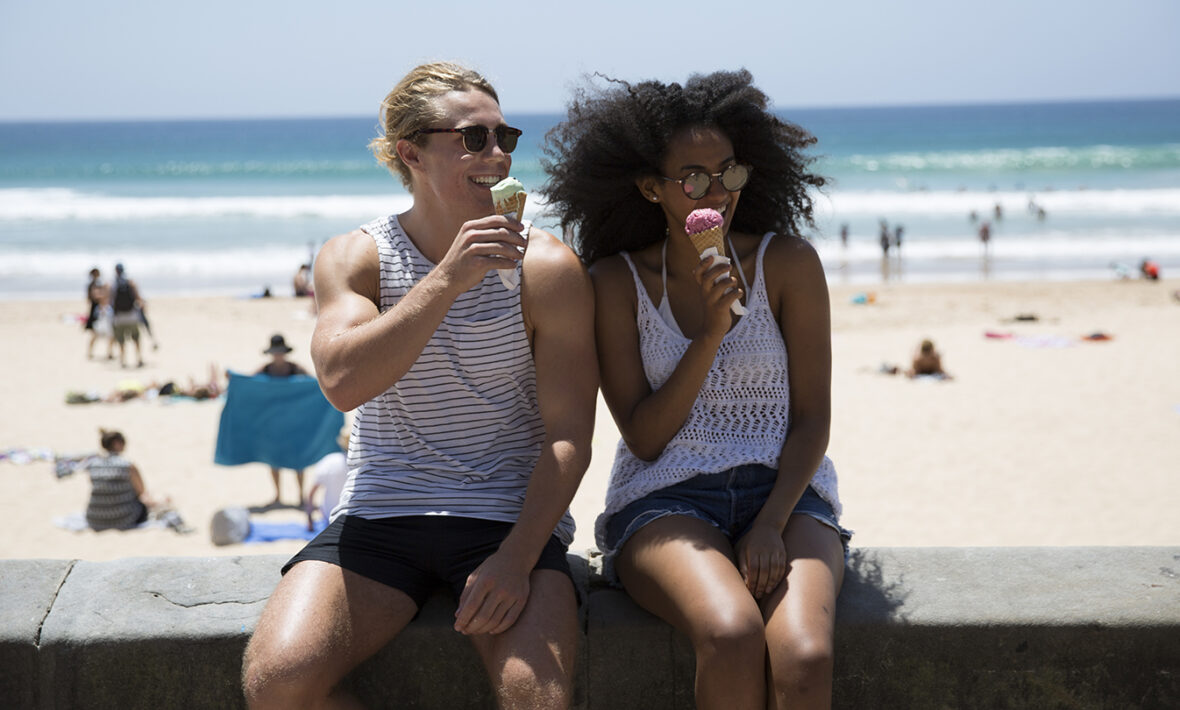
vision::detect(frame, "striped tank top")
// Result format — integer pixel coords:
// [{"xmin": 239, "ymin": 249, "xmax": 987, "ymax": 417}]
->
[
  {"xmin": 85, "ymin": 454, "xmax": 146, "ymax": 530},
  {"xmin": 333, "ymin": 214, "xmax": 575, "ymax": 545}
]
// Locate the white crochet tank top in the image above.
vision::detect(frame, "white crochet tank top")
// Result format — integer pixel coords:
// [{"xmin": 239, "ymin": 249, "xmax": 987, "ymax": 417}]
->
[{"xmin": 595, "ymin": 233, "xmax": 840, "ymax": 550}]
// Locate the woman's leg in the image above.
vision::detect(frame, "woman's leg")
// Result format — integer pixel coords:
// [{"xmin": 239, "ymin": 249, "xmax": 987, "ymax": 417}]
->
[
  {"xmin": 269, "ymin": 467, "xmax": 281, "ymax": 503},
  {"xmin": 761, "ymin": 516, "xmax": 845, "ymax": 710},
  {"xmin": 617, "ymin": 515, "xmax": 767, "ymax": 710}
]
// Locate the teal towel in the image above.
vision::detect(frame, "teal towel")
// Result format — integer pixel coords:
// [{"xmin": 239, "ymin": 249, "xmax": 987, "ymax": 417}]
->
[{"xmin": 214, "ymin": 371, "xmax": 344, "ymax": 469}]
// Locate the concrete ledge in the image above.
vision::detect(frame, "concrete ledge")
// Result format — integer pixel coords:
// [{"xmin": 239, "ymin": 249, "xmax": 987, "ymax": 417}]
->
[{"xmin": 2, "ymin": 548, "xmax": 1177, "ymax": 709}]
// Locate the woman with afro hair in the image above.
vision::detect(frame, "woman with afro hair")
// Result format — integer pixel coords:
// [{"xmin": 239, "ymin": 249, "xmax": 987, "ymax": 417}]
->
[{"xmin": 544, "ymin": 70, "xmax": 850, "ymax": 709}]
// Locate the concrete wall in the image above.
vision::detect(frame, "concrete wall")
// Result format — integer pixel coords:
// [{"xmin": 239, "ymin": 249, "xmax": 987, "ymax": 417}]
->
[{"xmin": 3, "ymin": 547, "xmax": 1178, "ymax": 709}]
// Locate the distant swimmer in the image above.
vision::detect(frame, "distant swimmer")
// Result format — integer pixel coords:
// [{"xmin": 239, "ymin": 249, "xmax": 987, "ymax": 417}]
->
[{"xmin": 1140, "ymin": 258, "xmax": 1161, "ymax": 281}]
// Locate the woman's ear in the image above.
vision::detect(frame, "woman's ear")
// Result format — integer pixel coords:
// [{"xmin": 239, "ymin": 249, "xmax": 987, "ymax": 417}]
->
[{"xmin": 635, "ymin": 176, "xmax": 661, "ymax": 203}]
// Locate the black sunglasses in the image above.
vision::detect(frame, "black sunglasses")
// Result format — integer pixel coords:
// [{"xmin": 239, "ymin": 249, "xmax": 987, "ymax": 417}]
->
[
  {"xmin": 410, "ymin": 125, "xmax": 523, "ymax": 154},
  {"xmin": 660, "ymin": 163, "xmax": 752, "ymax": 199}
]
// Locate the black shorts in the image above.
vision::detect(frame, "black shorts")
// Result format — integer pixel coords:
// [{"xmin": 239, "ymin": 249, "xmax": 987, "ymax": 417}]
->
[{"xmin": 282, "ymin": 514, "xmax": 573, "ymax": 609}]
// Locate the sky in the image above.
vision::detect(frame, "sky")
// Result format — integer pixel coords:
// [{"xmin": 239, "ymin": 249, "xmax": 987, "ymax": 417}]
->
[{"xmin": 1, "ymin": 0, "xmax": 1178, "ymax": 121}]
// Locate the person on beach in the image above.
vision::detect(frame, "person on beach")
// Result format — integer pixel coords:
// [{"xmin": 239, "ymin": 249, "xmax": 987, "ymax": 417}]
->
[
  {"xmin": 543, "ymin": 70, "xmax": 849, "ymax": 709},
  {"xmin": 110, "ymin": 263, "xmax": 145, "ymax": 368},
  {"xmin": 84, "ymin": 429, "xmax": 187, "ymax": 532},
  {"xmin": 242, "ymin": 61, "xmax": 597, "ymax": 710},
  {"xmin": 906, "ymin": 339, "xmax": 952, "ymax": 380},
  {"xmin": 255, "ymin": 334, "xmax": 309, "ymax": 505},
  {"xmin": 293, "ymin": 263, "xmax": 313, "ymax": 297},
  {"xmin": 83, "ymin": 268, "xmax": 111, "ymax": 359}
]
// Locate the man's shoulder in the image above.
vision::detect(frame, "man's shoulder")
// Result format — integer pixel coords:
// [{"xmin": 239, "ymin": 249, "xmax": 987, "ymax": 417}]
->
[{"xmin": 522, "ymin": 228, "xmax": 589, "ymax": 291}]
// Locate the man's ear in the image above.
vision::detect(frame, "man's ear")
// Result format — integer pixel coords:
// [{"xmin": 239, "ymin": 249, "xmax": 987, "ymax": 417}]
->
[{"xmin": 395, "ymin": 138, "xmax": 422, "ymax": 172}]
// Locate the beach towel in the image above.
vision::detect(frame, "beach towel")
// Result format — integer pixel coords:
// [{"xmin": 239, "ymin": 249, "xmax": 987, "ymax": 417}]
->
[
  {"xmin": 244, "ymin": 518, "xmax": 328, "ymax": 544},
  {"xmin": 214, "ymin": 371, "xmax": 344, "ymax": 470}
]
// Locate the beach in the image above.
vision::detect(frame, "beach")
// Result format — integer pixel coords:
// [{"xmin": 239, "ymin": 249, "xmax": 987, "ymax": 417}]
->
[{"xmin": 3, "ymin": 276, "xmax": 1177, "ymax": 563}]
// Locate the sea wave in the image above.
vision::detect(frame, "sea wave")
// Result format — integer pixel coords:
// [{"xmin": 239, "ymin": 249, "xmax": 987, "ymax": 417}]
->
[
  {"xmin": 815, "ymin": 188, "xmax": 1180, "ymax": 217},
  {"xmin": 2, "ymin": 186, "xmax": 1177, "ymax": 222},
  {"xmin": 824, "ymin": 143, "xmax": 1180, "ymax": 174},
  {"xmin": 0, "ymin": 188, "xmax": 414, "ymax": 221}
]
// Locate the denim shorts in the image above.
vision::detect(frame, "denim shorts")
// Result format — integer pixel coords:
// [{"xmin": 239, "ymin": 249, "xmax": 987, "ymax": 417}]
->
[{"xmin": 601, "ymin": 464, "xmax": 851, "ymax": 577}]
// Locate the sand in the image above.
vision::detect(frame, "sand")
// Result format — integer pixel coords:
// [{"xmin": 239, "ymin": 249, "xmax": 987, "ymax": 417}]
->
[{"xmin": 2, "ymin": 277, "xmax": 1178, "ymax": 564}]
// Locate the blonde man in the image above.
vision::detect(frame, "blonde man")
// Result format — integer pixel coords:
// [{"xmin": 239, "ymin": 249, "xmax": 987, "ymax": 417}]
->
[{"xmin": 242, "ymin": 62, "xmax": 597, "ymax": 709}]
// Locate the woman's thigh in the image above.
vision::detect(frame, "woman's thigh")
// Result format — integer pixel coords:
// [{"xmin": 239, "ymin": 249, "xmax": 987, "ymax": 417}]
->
[
  {"xmin": 616, "ymin": 514, "xmax": 762, "ymax": 640},
  {"xmin": 760, "ymin": 516, "xmax": 845, "ymax": 652}
]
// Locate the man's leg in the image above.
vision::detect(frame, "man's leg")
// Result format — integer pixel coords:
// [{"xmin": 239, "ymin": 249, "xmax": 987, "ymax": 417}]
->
[
  {"xmin": 468, "ymin": 569, "xmax": 578, "ymax": 710},
  {"xmin": 242, "ymin": 560, "xmax": 419, "ymax": 710}
]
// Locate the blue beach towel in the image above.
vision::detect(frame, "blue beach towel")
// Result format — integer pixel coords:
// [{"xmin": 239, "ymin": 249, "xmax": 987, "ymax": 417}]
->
[
  {"xmin": 214, "ymin": 371, "xmax": 344, "ymax": 469},
  {"xmin": 244, "ymin": 518, "xmax": 327, "ymax": 544}
]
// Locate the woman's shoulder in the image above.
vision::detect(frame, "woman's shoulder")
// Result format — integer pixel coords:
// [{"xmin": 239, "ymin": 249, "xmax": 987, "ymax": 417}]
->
[
  {"xmin": 759, "ymin": 233, "xmax": 828, "ymax": 302},
  {"xmin": 760, "ymin": 232, "xmax": 823, "ymax": 272}
]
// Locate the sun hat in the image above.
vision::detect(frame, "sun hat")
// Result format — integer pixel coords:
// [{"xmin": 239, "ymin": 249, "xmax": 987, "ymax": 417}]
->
[{"xmin": 264, "ymin": 334, "xmax": 293, "ymax": 355}]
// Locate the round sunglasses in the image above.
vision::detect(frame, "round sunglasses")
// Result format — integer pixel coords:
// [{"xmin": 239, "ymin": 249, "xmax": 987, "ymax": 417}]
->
[
  {"xmin": 660, "ymin": 163, "xmax": 752, "ymax": 199},
  {"xmin": 409, "ymin": 125, "xmax": 523, "ymax": 154}
]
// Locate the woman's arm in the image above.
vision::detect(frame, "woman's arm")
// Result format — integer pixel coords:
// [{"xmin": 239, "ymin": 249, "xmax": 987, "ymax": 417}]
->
[
  {"xmin": 592, "ymin": 253, "xmax": 741, "ymax": 461},
  {"xmin": 735, "ymin": 235, "xmax": 833, "ymax": 597}
]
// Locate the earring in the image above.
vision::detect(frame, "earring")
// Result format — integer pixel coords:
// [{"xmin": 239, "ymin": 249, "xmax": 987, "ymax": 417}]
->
[{"xmin": 649, "ymin": 195, "xmax": 659, "ymax": 202}]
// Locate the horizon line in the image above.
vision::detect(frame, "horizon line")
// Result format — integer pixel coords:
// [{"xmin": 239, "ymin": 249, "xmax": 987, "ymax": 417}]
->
[{"xmin": 2, "ymin": 94, "xmax": 1178, "ymax": 126}]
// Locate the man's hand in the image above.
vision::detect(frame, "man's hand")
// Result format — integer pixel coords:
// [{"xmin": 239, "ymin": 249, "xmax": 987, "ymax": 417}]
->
[
  {"xmin": 454, "ymin": 550, "xmax": 532, "ymax": 636},
  {"xmin": 435, "ymin": 216, "xmax": 527, "ymax": 293}
]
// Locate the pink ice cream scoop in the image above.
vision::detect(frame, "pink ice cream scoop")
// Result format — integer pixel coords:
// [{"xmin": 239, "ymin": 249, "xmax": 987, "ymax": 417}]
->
[{"xmin": 685, "ymin": 208, "xmax": 724, "ymax": 235}]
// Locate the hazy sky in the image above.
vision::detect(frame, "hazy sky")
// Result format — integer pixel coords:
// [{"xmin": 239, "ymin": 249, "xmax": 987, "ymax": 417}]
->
[{"xmin": 2, "ymin": 0, "xmax": 1178, "ymax": 121}]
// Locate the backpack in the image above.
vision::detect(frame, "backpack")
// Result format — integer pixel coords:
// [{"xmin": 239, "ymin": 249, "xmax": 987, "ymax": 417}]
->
[{"xmin": 113, "ymin": 278, "xmax": 135, "ymax": 313}]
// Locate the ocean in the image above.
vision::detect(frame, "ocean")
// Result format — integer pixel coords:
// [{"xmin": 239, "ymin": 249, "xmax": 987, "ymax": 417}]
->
[{"xmin": 2, "ymin": 99, "xmax": 1178, "ymax": 300}]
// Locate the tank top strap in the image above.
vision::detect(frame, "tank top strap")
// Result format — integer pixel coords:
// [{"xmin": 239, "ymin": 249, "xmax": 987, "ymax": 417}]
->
[{"xmin": 727, "ymin": 234, "xmax": 751, "ymax": 293}]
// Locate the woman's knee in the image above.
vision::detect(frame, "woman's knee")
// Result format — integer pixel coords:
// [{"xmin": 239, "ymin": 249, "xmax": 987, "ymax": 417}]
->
[
  {"xmin": 770, "ymin": 630, "xmax": 834, "ymax": 690},
  {"xmin": 693, "ymin": 606, "xmax": 767, "ymax": 661}
]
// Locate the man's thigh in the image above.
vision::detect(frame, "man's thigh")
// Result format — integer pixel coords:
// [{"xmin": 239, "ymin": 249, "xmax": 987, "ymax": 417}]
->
[
  {"xmin": 244, "ymin": 559, "xmax": 419, "ymax": 693},
  {"xmin": 468, "ymin": 569, "xmax": 579, "ymax": 691}
]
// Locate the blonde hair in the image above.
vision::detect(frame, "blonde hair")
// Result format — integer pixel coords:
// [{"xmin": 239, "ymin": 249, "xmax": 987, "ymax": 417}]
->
[{"xmin": 368, "ymin": 62, "xmax": 499, "ymax": 190}]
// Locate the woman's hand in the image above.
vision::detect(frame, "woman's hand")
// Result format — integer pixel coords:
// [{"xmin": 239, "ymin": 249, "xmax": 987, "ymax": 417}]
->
[
  {"xmin": 692, "ymin": 255, "xmax": 742, "ymax": 341},
  {"xmin": 734, "ymin": 522, "xmax": 788, "ymax": 599}
]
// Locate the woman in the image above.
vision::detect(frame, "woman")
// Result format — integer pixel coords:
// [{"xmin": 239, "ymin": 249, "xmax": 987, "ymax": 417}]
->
[
  {"xmin": 256, "ymin": 333, "xmax": 308, "ymax": 504},
  {"xmin": 544, "ymin": 70, "xmax": 850, "ymax": 708},
  {"xmin": 85, "ymin": 429, "xmax": 157, "ymax": 530},
  {"xmin": 84, "ymin": 268, "xmax": 110, "ymax": 359}
]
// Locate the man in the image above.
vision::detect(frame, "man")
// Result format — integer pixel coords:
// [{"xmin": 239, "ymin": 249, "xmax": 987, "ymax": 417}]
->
[
  {"xmin": 242, "ymin": 62, "xmax": 597, "ymax": 710},
  {"xmin": 110, "ymin": 263, "xmax": 144, "ymax": 368}
]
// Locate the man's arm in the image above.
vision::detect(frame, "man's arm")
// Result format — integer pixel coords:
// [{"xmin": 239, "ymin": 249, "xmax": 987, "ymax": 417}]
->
[
  {"xmin": 311, "ymin": 216, "xmax": 527, "ymax": 411},
  {"xmin": 454, "ymin": 230, "xmax": 598, "ymax": 636}
]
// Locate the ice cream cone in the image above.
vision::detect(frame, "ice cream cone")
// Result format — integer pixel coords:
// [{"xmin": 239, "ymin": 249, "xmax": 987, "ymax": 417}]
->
[
  {"xmin": 494, "ymin": 191, "xmax": 527, "ymax": 220},
  {"xmin": 689, "ymin": 226, "xmax": 725, "ymax": 258}
]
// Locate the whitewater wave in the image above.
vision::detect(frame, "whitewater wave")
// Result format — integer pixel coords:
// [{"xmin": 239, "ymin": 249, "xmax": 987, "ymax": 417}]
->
[{"xmin": 2, "ymin": 186, "xmax": 1176, "ymax": 222}]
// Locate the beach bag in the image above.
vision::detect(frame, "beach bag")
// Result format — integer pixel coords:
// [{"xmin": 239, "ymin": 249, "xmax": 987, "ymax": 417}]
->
[
  {"xmin": 210, "ymin": 506, "xmax": 250, "ymax": 545},
  {"xmin": 94, "ymin": 306, "xmax": 113, "ymax": 337},
  {"xmin": 113, "ymin": 278, "xmax": 134, "ymax": 313}
]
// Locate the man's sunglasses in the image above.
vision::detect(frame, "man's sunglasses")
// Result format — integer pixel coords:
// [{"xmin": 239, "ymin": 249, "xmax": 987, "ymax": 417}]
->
[
  {"xmin": 660, "ymin": 163, "xmax": 752, "ymax": 200},
  {"xmin": 409, "ymin": 125, "xmax": 523, "ymax": 154}
]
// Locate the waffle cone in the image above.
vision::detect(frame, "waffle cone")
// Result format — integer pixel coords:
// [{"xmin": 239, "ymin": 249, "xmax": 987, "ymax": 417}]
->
[
  {"xmin": 494, "ymin": 191, "xmax": 527, "ymax": 219},
  {"xmin": 689, "ymin": 226, "xmax": 725, "ymax": 257}
]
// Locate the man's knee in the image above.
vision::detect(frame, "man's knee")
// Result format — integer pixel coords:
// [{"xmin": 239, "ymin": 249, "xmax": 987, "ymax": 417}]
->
[{"xmin": 493, "ymin": 655, "xmax": 574, "ymax": 710}]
